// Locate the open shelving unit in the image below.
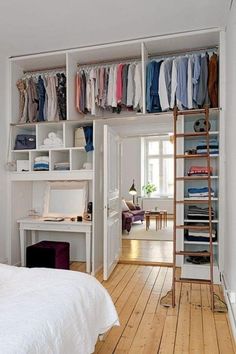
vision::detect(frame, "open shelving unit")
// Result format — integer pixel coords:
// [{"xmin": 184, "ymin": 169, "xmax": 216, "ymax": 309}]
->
[{"xmin": 172, "ymin": 107, "xmax": 221, "ymax": 310}]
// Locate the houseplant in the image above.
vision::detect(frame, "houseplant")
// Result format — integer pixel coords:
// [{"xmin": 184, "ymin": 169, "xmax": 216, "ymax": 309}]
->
[{"xmin": 142, "ymin": 182, "xmax": 157, "ymax": 197}]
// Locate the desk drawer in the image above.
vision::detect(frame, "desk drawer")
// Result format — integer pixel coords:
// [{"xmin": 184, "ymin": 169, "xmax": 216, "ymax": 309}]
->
[{"xmin": 21, "ymin": 222, "xmax": 92, "ymax": 233}]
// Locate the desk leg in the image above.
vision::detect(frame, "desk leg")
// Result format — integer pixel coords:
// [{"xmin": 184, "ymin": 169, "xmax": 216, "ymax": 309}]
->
[
  {"xmin": 20, "ymin": 228, "xmax": 26, "ymax": 267},
  {"xmin": 32, "ymin": 230, "xmax": 37, "ymax": 245},
  {"xmin": 86, "ymin": 231, "xmax": 91, "ymax": 273}
]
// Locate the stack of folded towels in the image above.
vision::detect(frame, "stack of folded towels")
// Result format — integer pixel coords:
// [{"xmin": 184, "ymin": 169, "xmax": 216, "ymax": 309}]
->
[
  {"xmin": 188, "ymin": 187, "xmax": 215, "ymax": 198},
  {"xmin": 39, "ymin": 132, "xmax": 63, "ymax": 149},
  {"xmin": 196, "ymin": 138, "xmax": 219, "ymax": 155},
  {"xmin": 54, "ymin": 162, "xmax": 70, "ymax": 171},
  {"xmin": 33, "ymin": 156, "xmax": 49, "ymax": 171},
  {"xmin": 186, "ymin": 205, "xmax": 215, "ymax": 220},
  {"xmin": 188, "ymin": 166, "xmax": 213, "ymax": 176}
]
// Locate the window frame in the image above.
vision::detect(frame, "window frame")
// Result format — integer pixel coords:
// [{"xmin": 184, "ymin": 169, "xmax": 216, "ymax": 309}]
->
[{"xmin": 143, "ymin": 135, "xmax": 173, "ymax": 198}]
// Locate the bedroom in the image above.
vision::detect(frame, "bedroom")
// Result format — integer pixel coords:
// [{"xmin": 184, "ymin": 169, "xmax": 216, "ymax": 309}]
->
[{"xmin": 0, "ymin": 0, "xmax": 236, "ymax": 353}]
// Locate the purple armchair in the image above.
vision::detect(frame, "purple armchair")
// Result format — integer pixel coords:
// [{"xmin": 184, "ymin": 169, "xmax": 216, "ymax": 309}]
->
[{"xmin": 122, "ymin": 205, "xmax": 145, "ymax": 233}]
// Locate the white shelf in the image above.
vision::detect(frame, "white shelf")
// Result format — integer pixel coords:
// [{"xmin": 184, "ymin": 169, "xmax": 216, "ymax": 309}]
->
[
  {"xmin": 10, "ymin": 170, "xmax": 93, "ymax": 181},
  {"xmin": 184, "ymin": 219, "xmax": 219, "ymax": 223},
  {"xmin": 183, "ymin": 197, "xmax": 218, "ymax": 201},
  {"xmin": 184, "ymin": 241, "xmax": 218, "ymax": 245}
]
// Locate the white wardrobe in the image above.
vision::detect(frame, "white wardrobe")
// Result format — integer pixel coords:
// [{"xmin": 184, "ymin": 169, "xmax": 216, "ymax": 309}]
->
[{"xmin": 7, "ymin": 27, "xmax": 225, "ymax": 281}]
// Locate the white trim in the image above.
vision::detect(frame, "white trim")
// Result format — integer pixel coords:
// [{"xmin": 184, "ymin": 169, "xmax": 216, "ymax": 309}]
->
[{"xmin": 222, "ymin": 273, "xmax": 236, "ymax": 341}]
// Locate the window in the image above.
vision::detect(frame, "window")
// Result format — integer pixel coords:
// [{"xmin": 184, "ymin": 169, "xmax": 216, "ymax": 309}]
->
[{"xmin": 143, "ymin": 136, "xmax": 174, "ymax": 197}]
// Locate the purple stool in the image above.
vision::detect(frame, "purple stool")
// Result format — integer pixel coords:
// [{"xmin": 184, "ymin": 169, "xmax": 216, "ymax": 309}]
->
[{"xmin": 26, "ymin": 241, "xmax": 70, "ymax": 270}]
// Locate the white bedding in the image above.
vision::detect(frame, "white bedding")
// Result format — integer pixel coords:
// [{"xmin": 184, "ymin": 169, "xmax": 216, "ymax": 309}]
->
[{"xmin": 0, "ymin": 264, "xmax": 119, "ymax": 354}]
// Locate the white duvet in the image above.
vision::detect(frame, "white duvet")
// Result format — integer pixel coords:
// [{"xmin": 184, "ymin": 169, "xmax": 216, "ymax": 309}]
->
[{"xmin": 0, "ymin": 264, "xmax": 119, "ymax": 354}]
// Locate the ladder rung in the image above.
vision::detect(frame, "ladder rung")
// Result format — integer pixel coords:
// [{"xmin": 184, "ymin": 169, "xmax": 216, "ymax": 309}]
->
[
  {"xmin": 175, "ymin": 278, "xmax": 211, "ymax": 285},
  {"xmin": 176, "ymin": 132, "xmax": 208, "ymax": 138},
  {"xmin": 176, "ymin": 154, "xmax": 209, "ymax": 159},
  {"xmin": 175, "ymin": 251, "xmax": 211, "ymax": 257},
  {"xmin": 176, "ymin": 200, "xmax": 210, "ymax": 204},
  {"xmin": 176, "ymin": 225, "xmax": 210, "ymax": 230}
]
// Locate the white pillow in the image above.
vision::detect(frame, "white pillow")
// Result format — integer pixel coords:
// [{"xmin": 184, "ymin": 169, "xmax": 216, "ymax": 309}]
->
[{"xmin": 121, "ymin": 199, "xmax": 130, "ymax": 211}]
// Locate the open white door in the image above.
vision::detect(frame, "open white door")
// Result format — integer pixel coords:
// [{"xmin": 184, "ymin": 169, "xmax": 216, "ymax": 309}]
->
[{"xmin": 103, "ymin": 125, "xmax": 121, "ymax": 280}]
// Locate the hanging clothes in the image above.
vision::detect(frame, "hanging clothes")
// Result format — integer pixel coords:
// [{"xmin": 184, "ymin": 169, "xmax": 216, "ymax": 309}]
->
[
  {"xmin": 196, "ymin": 53, "xmax": 210, "ymax": 107},
  {"xmin": 176, "ymin": 56, "xmax": 188, "ymax": 109},
  {"xmin": 208, "ymin": 53, "xmax": 218, "ymax": 108},
  {"xmin": 76, "ymin": 61, "xmax": 142, "ymax": 115},
  {"xmin": 159, "ymin": 58, "xmax": 173, "ymax": 111},
  {"xmin": 146, "ymin": 60, "xmax": 163, "ymax": 113},
  {"xmin": 17, "ymin": 71, "xmax": 66, "ymax": 123}
]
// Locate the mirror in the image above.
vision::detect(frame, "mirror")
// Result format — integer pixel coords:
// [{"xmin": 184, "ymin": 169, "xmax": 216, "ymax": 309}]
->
[{"xmin": 43, "ymin": 181, "xmax": 88, "ymax": 218}]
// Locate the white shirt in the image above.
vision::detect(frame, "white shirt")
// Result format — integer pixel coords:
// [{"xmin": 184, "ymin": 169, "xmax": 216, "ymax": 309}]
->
[
  {"xmin": 126, "ymin": 63, "xmax": 135, "ymax": 106},
  {"xmin": 111, "ymin": 65, "xmax": 118, "ymax": 108},
  {"xmin": 170, "ymin": 58, "xmax": 178, "ymax": 109},
  {"xmin": 159, "ymin": 61, "xmax": 169, "ymax": 111},
  {"xmin": 107, "ymin": 65, "xmax": 114, "ymax": 107},
  {"xmin": 134, "ymin": 63, "xmax": 142, "ymax": 109}
]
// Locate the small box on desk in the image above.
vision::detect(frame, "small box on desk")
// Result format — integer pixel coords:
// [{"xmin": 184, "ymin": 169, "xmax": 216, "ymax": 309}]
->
[{"xmin": 26, "ymin": 241, "xmax": 70, "ymax": 270}]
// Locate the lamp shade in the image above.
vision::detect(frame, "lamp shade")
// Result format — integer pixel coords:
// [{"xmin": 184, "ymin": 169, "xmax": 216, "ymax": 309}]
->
[{"xmin": 129, "ymin": 179, "xmax": 137, "ymax": 195}]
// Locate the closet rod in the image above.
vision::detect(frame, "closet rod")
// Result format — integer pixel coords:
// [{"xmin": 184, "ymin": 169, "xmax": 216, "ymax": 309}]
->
[
  {"xmin": 23, "ymin": 65, "xmax": 66, "ymax": 74},
  {"xmin": 77, "ymin": 56, "xmax": 140, "ymax": 69},
  {"xmin": 148, "ymin": 45, "xmax": 218, "ymax": 59}
]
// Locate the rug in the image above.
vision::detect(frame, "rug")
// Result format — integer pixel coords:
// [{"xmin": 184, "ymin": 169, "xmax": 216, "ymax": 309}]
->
[{"xmin": 122, "ymin": 220, "xmax": 173, "ymax": 241}]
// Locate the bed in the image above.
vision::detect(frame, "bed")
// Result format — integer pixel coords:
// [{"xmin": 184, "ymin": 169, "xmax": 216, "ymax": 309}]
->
[{"xmin": 0, "ymin": 264, "xmax": 119, "ymax": 354}]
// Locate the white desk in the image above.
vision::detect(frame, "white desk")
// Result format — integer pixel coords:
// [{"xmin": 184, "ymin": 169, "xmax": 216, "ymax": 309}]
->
[{"xmin": 17, "ymin": 217, "xmax": 92, "ymax": 273}]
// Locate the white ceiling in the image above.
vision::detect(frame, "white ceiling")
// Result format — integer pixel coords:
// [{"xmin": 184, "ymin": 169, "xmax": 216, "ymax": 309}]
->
[{"xmin": 0, "ymin": 0, "xmax": 231, "ymax": 57}]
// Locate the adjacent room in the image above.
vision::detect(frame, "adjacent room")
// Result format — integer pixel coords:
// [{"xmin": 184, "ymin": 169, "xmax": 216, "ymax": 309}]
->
[
  {"xmin": 0, "ymin": 1, "xmax": 236, "ymax": 353},
  {"xmin": 120, "ymin": 133, "xmax": 174, "ymax": 265}
]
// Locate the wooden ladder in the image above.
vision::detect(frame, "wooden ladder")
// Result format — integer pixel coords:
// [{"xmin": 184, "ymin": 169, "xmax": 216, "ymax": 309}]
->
[{"xmin": 172, "ymin": 107, "xmax": 215, "ymax": 310}]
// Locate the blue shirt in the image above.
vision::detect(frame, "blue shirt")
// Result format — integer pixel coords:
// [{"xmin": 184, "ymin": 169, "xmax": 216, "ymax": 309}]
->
[{"xmin": 176, "ymin": 56, "xmax": 188, "ymax": 109}]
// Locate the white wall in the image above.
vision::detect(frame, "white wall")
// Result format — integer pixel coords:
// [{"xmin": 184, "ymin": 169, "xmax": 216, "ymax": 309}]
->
[
  {"xmin": 0, "ymin": 55, "xmax": 8, "ymax": 262},
  {"xmin": 121, "ymin": 137, "xmax": 141, "ymax": 201},
  {"xmin": 225, "ymin": 0, "xmax": 236, "ymax": 329}
]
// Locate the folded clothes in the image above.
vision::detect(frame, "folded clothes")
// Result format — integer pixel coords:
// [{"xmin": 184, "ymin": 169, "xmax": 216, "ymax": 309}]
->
[
  {"xmin": 54, "ymin": 162, "xmax": 70, "ymax": 171},
  {"xmin": 185, "ymin": 226, "xmax": 217, "ymax": 242},
  {"xmin": 188, "ymin": 187, "xmax": 215, "ymax": 198},
  {"xmin": 33, "ymin": 162, "xmax": 49, "ymax": 171},
  {"xmin": 34, "ymin": 156, "xmax": 49, "ymax": 163},
  {"xmin": 186, "ymin": 250, "xmax": 210, "ymax": 264},
  {"xmin": 188, "ymin": 166, "xmax": 212, "ymax": 176},
  {"xmin": 197, "ymin": 149, "xmax": 219, "ymax": 155},
  {"xmin": 187, "ymin": 205, "xmax": 215, "ymax": 220}
]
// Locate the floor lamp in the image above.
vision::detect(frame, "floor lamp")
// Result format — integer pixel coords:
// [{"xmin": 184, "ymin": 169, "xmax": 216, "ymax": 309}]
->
[{"xmin": 129, "ymin": 179, "xmax": 137, "ymax": 204}]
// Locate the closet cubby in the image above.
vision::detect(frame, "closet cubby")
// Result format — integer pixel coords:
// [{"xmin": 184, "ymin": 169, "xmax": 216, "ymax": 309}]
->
[
  {"xmin": 10, "ymin": 53, "xmax": 67, "ymax": 124},
  {"xmin": 31, "ymin": 150, "xmax": 50, "ymax": 172},
  {"xmin": 11, "ymin": 124, "xmax": 36, "ymax": 151},
  {"xmin": 51, "ymin": 150, "xmax": 70, "ymax": 171},
  {"xmin": 37, "ymin": 123, "xmax": 64, "ymax": 149}
]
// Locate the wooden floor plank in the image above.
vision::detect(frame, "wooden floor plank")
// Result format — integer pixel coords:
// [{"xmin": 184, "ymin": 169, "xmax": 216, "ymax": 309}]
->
[
  {"xmin": 69, "ymin": 263, "xmax": 235, "ymax": 354},
  {"xmin": 138, "ymin": 268, "xmax": 173, "ymax": 354},
  {"xmin": 189, "ymin": 284, "xmax": 204, "ymax": 354},
  {"xmin": 114, "ymin": 267, "xmax": 160, "ymax": 353},
  {"xmin": 96, "ymin": 266, "xmax": 153, "ymax": 354},
  {"xmin": 127, "ymin": 267, "xmax": 167, "ymax": 354},
  {"xmin": 201, "ymin": 284, "xmax": 220, "ymax": 354},
  {"xmin": 174, "ymin": 283, "xmax": 191, "ymax": 354}
]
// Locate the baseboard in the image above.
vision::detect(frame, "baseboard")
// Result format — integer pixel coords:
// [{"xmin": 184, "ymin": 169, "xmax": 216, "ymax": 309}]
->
[
  {"xmin": 0, "ymin": 258, "xmax": 8, "ymax": 264},
  {"xmin": 222, "ymin": 273, "xmax": 236, "ymax": 341}
]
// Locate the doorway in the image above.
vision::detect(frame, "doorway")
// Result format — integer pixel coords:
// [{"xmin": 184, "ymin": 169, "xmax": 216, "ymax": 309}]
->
[{"xmin": 106, "ymin": 115, "xmax": 174, "ymax": 267}]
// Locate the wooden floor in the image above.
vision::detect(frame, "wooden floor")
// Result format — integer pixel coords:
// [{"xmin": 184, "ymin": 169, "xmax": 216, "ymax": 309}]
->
[
  {"xmin": 71, "ymin": 263, "xmax": 235, "ymax": 354},
  {"xmin": 120, "ymin": 239, "xmax": 173, "ymax": 265}
]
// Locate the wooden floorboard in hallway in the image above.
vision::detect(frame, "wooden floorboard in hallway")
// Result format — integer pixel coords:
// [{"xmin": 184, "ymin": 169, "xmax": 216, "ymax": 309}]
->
[{"xmin": 71, "ymin": 263, "xmax": 236, "ymax": 354}]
